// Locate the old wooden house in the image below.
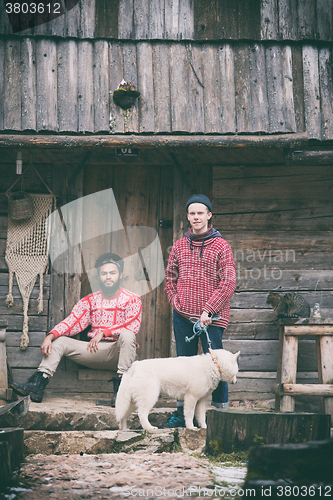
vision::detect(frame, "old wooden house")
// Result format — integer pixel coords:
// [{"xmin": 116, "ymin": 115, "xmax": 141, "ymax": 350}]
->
[{"xmin": 0, "ymin": 0, "xmax": 332, "ymax": 409}]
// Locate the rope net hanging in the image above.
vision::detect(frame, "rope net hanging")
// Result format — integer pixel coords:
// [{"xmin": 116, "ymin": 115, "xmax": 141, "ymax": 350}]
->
[{"xmin": 5, "ymin": 164, "xmax": 55, "ymax": 350}]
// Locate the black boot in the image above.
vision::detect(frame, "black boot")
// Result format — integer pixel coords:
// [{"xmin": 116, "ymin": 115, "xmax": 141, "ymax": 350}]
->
[
  {"xmin": 164, "ymin": 405, "xmax": 185, "ymax": 428},
  {"xmin": 11, "ymin": 371, "xmax": 49, "ymax": 403},
  {"xmin": 110, "ymin": 376, "xmax": 122, "ymax": 407}
]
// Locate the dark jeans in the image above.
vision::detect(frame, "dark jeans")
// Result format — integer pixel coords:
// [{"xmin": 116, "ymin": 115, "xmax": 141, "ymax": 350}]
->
[{"xmin": 173, "ymin": 310, "xmax": 228, "ymax": 404}]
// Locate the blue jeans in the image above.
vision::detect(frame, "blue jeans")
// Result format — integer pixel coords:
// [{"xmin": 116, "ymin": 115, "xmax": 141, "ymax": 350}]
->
[{"xmin": 173, "ymin": 310, "xmax": 228, "ymax": 404}]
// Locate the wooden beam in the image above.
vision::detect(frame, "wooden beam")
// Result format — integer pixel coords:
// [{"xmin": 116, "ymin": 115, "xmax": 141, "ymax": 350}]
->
[
  {"xmin": 286, "ymin": 149, "xmax": 333, "ymax": 165},
  {"xmin": 284, "ymin": 325, "xmax": 333, "ymax": 336},
  {"xmin": 279, "ymin": 383, "xmax": 333, "ymax": 396},
  {"xmin": 0, "ymin": 133, "xmax": 309, "ymax": 149}
]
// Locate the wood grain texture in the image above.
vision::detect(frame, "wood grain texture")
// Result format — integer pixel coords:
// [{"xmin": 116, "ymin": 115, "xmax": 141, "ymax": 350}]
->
[
  {"xmin": 178, "ymin": 0, "xmax": 194, "ymax": 40},
  {"xmin": 303, "ymin": 45, "xmax": 321, "ymax": 139},
  {"xmin": 20, "ymin": 38, "xmax": 37, "ymax": 131},
  {"xmin": 118, "ymin": 0, "xmax": 133, "ymax": 39},
  {"xmin": 0, "ymin": 40, "xmax": 4, "ymax": 130},
  {"xmin": 169, "ymin": 44, "xmax": 188, "ymax": 132},
  {"xmin": 57, "ymin": 40, "xmax": 78, "ymax": 132},
  {"xmin": 219, "ymin": 44, "xmax": 236, "ymax": 134},
  {"xmin": 4, "ymin": 39, "xmax": 21, "ymax": 131},
  {"xmin": 319, "ymin": 48, "xmax": 333, "ymax": 141},
  {"xmin": 234, "ymin": 44, "xmax": 251, "ymax": 133},
  {"xmin": 137, "ymin": 42, "xmax": 154, "ymax": 133},
  {"xmin": 249, "ymin": 43, "xmax": 269, "ymax": 133},
  {"xmin": 152, "ymin": 44, "xmax": 171, "ymax": 133},
  {"xmin": 1, "ymin": 0, "xmax": 333, "ymax": 42},
  {"xmin": 122, "ymin": 42, "xmax": 139, "ymax": 132},
  {"xmin": 278, "ymin": 0, "xmax": 297, "ymax": 40},
  {"xmin": 186, "ymin": 44, "xmax": 204, "ymax": 133},
  {"xmin": 78, "ymin": 42, "xmax": 94, "ymax": 133},
  {"xmin": 202, "ymin": 44, "xmax": 221, "ymax": 133},
  {"xmin": 281, "ymin": 45, "xmax": 296, "ymax": 132},
  {"xmin": 36, "ymin": 39, "xmax": 58, "ymax": 132},
  {"xmin": 316, "ymin": 0, "xmax": 333, "ymax": 42},
  {"xmin": 297, "ymin": 0, "xmax": 316, "ymax": 40},
  {"xmin": 93, "ymin": 40, "xmax": 109, "ymax": 133},
  {"xmin": 0, "ymin": 38, "xmax": 329, "ymax": 139},
  {"xmin": 95, "ymin": 0, "xmax": 118, "ymax": 38},
  {"xmin": 266, "ymin": 45, "xmax": 286, "ymax": 133},
  {"xmin": 260, "ymin": 0, "xmax": 278, "ymax": 40},
  {"xmin": 165, "ymin": 0, "xmax": 181, "ymax": 39},
  {"xmin": 149, "ymin": 0, "xmax": 164, "ymax": 39},
  {"xmin": 109, "ymin": 42, "xmax": 125, "ymax": 133},
  {"xmin": 80, "ymin": 0, "xmax": 96, "ymax": 38}
]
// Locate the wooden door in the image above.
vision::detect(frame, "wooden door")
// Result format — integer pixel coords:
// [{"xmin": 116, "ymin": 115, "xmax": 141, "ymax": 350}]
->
[{"xmin": 81, "ymin": 163, "xmax": 173, "ymax": 360}]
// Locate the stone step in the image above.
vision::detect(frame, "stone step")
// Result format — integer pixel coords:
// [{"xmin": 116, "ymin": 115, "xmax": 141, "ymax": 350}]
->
[
  {"xmin": 23, "ymin": 428, "xmax": 207, "ymax": 455},
  {"xmin": 2, "ymin": 397, "xmax": 175, "ymax": 431}
]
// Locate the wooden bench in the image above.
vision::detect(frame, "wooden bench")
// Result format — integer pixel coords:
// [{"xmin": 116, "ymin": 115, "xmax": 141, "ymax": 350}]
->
[{"xmin": 275, "ymin": 322, "xmax": 333, "ymax": 421}]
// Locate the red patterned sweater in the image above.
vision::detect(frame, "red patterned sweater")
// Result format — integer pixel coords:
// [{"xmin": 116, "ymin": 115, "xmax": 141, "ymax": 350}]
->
[
  {"xmin": 165, "ymin": 230, "xmax": 236, "ymax": 329},
  {"xmin": 50, "ymin": 287, "xmax": 142, "ymax": 343}
]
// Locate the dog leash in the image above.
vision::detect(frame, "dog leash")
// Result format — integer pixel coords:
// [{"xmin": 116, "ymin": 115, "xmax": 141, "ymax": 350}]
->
[{"xmin": 186, "ymin": 316, "xmax": 222, "ymax": 374}]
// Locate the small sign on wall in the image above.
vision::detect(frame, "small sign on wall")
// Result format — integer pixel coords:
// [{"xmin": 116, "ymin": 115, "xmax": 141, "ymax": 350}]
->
[{"xmin": 115, "ymin": 148, "xmax": 140, "ymax": 157}]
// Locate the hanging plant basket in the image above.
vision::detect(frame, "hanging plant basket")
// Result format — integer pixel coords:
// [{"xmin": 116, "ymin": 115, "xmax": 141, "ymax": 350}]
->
[{"xmin": 113, "ymin": 80, "xmax": 140, "ymax": 110}]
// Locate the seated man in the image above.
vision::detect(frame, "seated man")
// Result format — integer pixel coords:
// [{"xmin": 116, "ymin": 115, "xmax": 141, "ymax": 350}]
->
[{"xmin": 11, "ymin": 252, "xmax": 142, "ymax": 405}]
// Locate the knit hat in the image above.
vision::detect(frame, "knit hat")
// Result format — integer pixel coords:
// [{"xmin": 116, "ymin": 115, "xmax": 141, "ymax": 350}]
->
[{"xmin": 186, "ymin": 194, "xmax": 212, "ymax": 212}]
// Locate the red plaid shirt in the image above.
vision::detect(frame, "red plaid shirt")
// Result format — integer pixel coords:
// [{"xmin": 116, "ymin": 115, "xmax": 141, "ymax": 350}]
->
[
  {"xmin": 50, "ymin": 287, "xmax": 142, "ymax": 343},
  {"xmin": 165, "ymin": 231, "xmax": 236, "ymax": 329}
]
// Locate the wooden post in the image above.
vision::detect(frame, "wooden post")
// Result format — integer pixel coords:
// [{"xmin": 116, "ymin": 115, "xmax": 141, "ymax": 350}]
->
[
  {"xmin": 0, "ymin": 319, "xmax": 11, "ymax": 401},
  {"xmin": 318, "ymin": 335, "xmax": 333, "ymax": 420},
  {"xmin": 275, "ymin": 324, "xmax": 284, "ymax": 411},
  {"xmin": 280, "ymin": 331, "xmax": 298, "ymax": 412}
]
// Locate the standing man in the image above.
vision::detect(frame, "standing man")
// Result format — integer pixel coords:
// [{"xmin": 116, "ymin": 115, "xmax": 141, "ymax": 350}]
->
[
  {"xmin": 11, "ymin": 253, "xmax": 142, "ymax": 405},
  {"xmin": 164, "ymin": 194, "xmax": 236, "ymax": 427}
]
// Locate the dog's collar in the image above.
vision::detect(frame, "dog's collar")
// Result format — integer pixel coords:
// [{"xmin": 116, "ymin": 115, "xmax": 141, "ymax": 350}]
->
[{"xmin": 209, "ymin": 348, "xmax": 221, "ymax": 374}]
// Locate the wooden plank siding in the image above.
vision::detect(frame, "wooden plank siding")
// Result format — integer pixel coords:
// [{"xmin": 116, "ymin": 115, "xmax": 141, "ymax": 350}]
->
[
  {"xmin": 212, "ymin": 163, "xmax": 333, "ymax": 362},
  {"xmin": 1, "ymin": 0, "xmax": 333, "ymax": 42},
  {"xmin": 1, "ymin": 149, "xmax": 332, "ymax": 403},
  {"xmin": 2, "ymin": 38, "xmax": 333, "ymax": 139}
]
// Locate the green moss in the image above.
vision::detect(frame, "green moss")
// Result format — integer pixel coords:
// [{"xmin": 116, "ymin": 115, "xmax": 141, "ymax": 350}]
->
[
  {"xmin": 253, "ymin": 434, "xmax": 265, "ymax": 445},
  {"xmin": 207, "ymin": 450, "xmax": 248, "ymax": 465},
  {"xmin": 208, "ymin": 437, "xmax": 224, "ymax": 456}
]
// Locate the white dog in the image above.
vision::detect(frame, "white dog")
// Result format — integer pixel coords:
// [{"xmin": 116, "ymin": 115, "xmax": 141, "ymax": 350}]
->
[{"xmin": 115, "ymin": 349, "xmax": 240, "ymax": 432}]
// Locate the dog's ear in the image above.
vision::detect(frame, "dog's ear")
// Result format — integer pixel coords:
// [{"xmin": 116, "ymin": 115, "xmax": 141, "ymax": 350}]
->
[{"xmin": 234, "ymin": 351, "xmax": 240, "ymax": 359}]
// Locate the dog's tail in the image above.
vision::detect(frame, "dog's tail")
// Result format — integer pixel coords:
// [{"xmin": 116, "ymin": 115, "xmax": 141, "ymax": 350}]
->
[{"xmin": 115, "ymin": 369, "xmax": 133, "ymax": 424}]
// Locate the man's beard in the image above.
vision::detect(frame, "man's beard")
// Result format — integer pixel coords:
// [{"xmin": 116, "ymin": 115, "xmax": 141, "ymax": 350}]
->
[{"xmin": 100, "ymin": 276, "xmax": 121, "ymax": 296}]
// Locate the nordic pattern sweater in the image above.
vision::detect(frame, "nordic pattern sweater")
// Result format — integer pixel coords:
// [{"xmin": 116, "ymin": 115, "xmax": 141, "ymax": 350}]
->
[
  {"xmin": 50, "ymin": 287, "xmax": 142, "ymax": 342},
  {"xmin": 165, "ymin": 231, "xmax": 236, "ymax": 329}
]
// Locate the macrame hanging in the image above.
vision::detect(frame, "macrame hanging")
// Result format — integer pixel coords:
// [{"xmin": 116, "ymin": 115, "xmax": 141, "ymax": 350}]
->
[{"xmin": 5, "ymin": 162, "xmax": 55, "ymax": 350}]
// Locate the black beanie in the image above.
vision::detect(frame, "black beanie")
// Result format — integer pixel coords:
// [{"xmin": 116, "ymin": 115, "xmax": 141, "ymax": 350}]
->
[{"xmin": 186, "ymin": 194, "xmax": 212, "ymax": 212}]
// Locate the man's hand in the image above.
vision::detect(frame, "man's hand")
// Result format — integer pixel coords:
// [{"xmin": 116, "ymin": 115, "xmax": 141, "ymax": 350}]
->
[
  {"xmin": 87, "ymin": 331, "xmax": 104, "ymax": 353},
  {"xmin": 200, "ymin": 310, "xmax": 212, "ymax": 328},
  {"xmin": 40, "ymin": 333, "xmax": 55, "ymax": 357}
]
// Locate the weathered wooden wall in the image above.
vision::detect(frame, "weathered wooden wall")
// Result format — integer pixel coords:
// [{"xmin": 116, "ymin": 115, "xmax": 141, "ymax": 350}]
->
[
  {"xmin": 0, "ymin": 147, "xmax": 210, "ymax": 395},
  {"xmin": 1, "ymin": 147, "xmax": 332, "ymax": 405},
  {"xmin": 1, "ymin": 0, "xmax": 332, "ymax": 42},
  {"xmin": 214, "ymin": 162, "xmax": 333, "ymax": 403},
  {"xmin": 1, "ymin": 37, "xmax": 333, "ymax": 140}
]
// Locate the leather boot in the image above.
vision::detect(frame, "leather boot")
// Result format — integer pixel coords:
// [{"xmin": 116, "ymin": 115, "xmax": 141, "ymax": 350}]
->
[
  {"xmin": 110, "ymin": 375, "xmax": 122, "ymax": 407},
  {"xmin": 11, "ymin": 370, "xmax": 49, "ymax": 403}
]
